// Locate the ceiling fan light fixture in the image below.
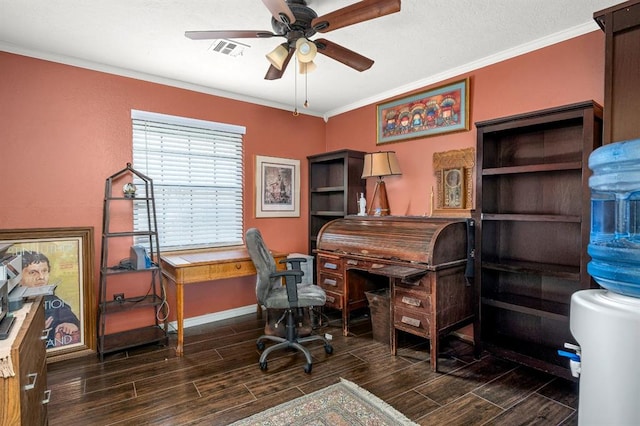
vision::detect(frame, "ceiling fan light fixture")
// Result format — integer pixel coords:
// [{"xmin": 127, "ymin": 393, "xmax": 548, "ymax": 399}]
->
[
  {"xmin": 266, "ymin": 43, "xmax": 289, "ymax": 71},
  {"xmin": 298, "ymin": 60, "xmax": 317, "ymax": 74},
  {"xmin": 295, "ymin": 38, "xmax": 317, "ymax": 63}
]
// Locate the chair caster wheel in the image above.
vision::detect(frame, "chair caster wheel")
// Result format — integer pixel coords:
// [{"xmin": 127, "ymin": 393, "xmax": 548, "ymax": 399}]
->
[
  {"xmin": 259, "ymin": 361, "xmax": 268, "ymax": 371},
  {"xmin": 257, "ymin": 341, "xmax": 265, "ymax": 351},
  {"xmin": 325, "ymin": 344, "xmax": 333, "ymax": 354},
  {"xmin": 304, "ymin": 364, "xmax": 312, "ymax": 374}
]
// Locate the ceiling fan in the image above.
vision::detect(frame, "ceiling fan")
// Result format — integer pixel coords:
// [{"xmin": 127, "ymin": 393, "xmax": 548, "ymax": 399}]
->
[{"xmin": 185, "ymin": 0, "xmax": 401, "ymax": 80}]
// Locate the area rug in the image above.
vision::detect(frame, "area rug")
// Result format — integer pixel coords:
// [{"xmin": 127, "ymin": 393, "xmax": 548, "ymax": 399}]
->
[{"xmin": 231, "ymin": 378, "xmax": 418, "ymax": 425}]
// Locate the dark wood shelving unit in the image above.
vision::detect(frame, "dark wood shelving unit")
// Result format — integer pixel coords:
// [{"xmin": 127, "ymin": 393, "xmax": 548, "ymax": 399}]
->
[
  {"xmin": 98, "ymin": 163, "xmax": 168, "ymax": 360},
  {"xmin": 307, "ymin": 149, "xmax": 365, "ymax": 258},
  {"xmin": 474, "ymin": 101, "xmax": 603, "ymax": 380},
  {"xmin": 594, "ymin": 0, "xmax": 640, "ymax": 145}
]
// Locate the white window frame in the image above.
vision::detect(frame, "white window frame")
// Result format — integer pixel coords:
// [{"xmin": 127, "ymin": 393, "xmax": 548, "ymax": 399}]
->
[{"xmin": 131, "ymin": 110, "xmax": 246, "ymax": 251}]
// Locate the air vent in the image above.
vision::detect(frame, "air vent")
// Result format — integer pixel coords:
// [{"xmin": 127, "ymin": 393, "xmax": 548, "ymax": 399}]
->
[{"xmin": 208, "ymin": 39, "xmax": 249, "ymax": 57}]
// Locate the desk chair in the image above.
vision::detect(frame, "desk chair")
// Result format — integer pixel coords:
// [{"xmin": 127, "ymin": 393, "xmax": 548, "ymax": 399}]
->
[{"xmin": 245, "ymin": 228, "xmax": 333, "ymax": 373}]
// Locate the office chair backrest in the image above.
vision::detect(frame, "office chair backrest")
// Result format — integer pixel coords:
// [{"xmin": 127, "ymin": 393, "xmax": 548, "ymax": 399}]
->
[{"xmin": 246, "ymin": 228, "xmax": 277, "ymax": 305}]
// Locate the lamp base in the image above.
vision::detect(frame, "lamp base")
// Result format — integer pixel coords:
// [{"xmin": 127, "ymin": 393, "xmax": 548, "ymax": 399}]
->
[{"xmin": 367, "ymin": 179, "xmax": 390, "ymax": 216}]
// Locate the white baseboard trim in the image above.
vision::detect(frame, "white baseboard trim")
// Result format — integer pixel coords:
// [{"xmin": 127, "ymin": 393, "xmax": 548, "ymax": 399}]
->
[{"xmin": 169, "ymin": 304, "xmax": 260, "ymax": 330}]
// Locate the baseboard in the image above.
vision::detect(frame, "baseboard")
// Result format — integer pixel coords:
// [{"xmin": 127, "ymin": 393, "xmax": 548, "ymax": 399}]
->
[{"xmin": 169, "ymin": 304, "xmax": 259, "ymax": 331}]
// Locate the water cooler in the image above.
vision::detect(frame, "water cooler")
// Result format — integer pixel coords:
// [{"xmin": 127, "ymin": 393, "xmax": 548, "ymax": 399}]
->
[{"xmin": 563, "ymin": 139, "xmax": 640, "ymax": 425}]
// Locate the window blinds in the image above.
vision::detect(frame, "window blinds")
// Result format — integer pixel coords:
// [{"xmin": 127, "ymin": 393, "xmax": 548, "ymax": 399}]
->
[{"xmin": 131, "ymin": 110, "xmax": 246, "ymax": 250}]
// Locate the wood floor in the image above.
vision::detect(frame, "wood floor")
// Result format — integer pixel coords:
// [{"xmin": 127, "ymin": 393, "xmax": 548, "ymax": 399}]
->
[{"xmin": 46, "ymin": 310, "xmax": 579, "ymax": 425}]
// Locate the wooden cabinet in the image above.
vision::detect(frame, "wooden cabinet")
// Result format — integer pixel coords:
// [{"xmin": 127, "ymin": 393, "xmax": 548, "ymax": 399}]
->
[
  {"xmin": 594, "ymin": 0, "xmax": 640, "ymax": 145},
  {"xmin": 474, "ymin": 101, "xmax": 603, "ymax": 379},
  {"xmin": 307, "ymin": 150, "xmax": 365, "ymax": 257},
  {"xmin": 1, "ymin": 298, "xmax": 49, "ymax": 425}
]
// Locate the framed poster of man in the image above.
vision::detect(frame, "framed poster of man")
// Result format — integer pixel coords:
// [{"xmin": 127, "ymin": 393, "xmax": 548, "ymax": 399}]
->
[{"xmin": 0, "ymin": 227, "xmax": 95, "ymax": 360}]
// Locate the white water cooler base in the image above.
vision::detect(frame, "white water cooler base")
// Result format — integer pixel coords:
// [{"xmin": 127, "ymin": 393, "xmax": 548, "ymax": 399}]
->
[{"xmin": 570, "ymin": 289, "xmax": 640, "ymax": 425}]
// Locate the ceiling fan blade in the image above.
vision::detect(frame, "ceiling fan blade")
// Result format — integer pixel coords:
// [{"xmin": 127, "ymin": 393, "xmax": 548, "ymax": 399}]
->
[
  {"xmin": 185, "ymin": 30, "xmax": 276, "ymax": 40},
  {"xmin": 261, "ymin": 0, "xmax": 296, "ymax": 25},
  {"xmin": 315, "ymin": 39, "xmax": 374, "ymax": 72},
  {"xmin": 312, "ymin": 0, "xmax": 401, "ymax": 33},
  {"xmin": 264, "ymin": 47, "xmax": 295, "ymax": 80}
]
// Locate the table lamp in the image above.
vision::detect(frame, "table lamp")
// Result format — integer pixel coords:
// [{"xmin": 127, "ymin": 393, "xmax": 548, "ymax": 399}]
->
[{"xmin": 361, "ymin": 151, "xmax": 402, "ymax": 216}]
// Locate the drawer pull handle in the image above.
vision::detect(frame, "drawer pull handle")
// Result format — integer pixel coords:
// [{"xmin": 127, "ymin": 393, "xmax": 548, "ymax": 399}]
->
[
  {"xmin": 346, "ymin": 259, "xmax": 358, "ymax": 265},
  {"xmin": 24, "ymin": 373, "xmax": 38, "ymax": 390},
  {"xmin": 323, "ymin": 262, "xmax": 338, "ymax": 270},
  {"xmin": 401, "ymin": 316, "xmax": 421, "ymax": 328},
  {"xmin": 235, "ymin": 263, "xmax": 242, "ymax": 270},
  {"xmin": 401, "ymin": 296, "xmax": 421, "ymax": 307},
  {"xmin": 42, "ymin": 390, "xmax": 52, "ymax": 405},
  {"xmin": 323, "ymin": 278, "xmax": 337, "ymax": 286},
  {"xmin": 326, "ymin": 295, "xmax": 335, "ymax": 303},
  {"xmin": 41, "ymin": 329, "xmax": 50, "ymax": 340}
]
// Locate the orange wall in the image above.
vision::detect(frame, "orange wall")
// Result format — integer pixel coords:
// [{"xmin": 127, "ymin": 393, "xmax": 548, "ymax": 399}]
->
[
  {"xmin": 327, "ymin": 30, "xmax": 605, "ymax": 216},
  {"xmin": 0, "ymin": 30, "xmax": 605, "ymax": 326},
  {"xmin": 0, "ymin": 52, "xmax": 325, "ymax": 329}
]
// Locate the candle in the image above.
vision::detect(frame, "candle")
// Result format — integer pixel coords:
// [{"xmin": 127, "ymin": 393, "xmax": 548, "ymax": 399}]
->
[{"xmin": 430, "ymin": 186, "xmax": 434, "ymax": 216}]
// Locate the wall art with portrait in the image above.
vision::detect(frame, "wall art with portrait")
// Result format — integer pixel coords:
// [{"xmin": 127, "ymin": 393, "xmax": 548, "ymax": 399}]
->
[
  {"xmin": 0, "ymin": 227, "xmax": 95, "ymax": 360},
  {"xmin": 255, "ymin": 155, "xmax": 301, "ymax": 218}
]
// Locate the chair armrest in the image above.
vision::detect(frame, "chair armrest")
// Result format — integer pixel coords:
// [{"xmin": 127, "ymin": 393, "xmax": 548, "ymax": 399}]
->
[
  {"xmin": 278, "ymin": 257, "xmax": 308, "ymax": 283},
  {"xmin": 270, "ymin": 270, "xmax": 302, "ymax": 304},
  {"xmin": 280, "ymin": 257, "xmax": 308, "ymax": 267}
]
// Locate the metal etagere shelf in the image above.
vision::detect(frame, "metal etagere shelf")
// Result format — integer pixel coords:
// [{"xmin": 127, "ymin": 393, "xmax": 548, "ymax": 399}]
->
[{"xmin": 97, "ymin": 163, "xmax": 168, "ymax": 360}]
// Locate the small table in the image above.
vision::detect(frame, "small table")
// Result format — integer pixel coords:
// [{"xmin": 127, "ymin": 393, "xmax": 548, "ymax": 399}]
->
[{"xmin": 160, "ymin": 246, "xmax": 286, "ymax": 356}]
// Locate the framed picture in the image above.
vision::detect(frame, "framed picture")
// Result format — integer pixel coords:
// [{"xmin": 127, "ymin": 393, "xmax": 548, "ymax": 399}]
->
[
  {"xmin": 0, "ymin": 227, "xmax": 95, "ymax": 361},
  {"xmin": 431, "ymin": 147, "xmax": 475, "ymax": 218},
  {"xmin": 255, "ymin": 155, "xmax": 301, "ymax": 218},
  {"xmin": 377, "ymin": 78, "xmax": 470, "ymax": 144}
]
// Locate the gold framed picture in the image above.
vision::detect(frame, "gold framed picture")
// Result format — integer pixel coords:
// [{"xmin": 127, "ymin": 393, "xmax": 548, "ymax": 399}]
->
[{"xmin": 432, "ymin": 147, "xmax": 475, "ymax": 217}]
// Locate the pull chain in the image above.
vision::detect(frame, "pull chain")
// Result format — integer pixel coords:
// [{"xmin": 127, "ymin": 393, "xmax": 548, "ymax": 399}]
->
[
  {"xmin": 304, "ymin": 68, "xmax": 309, "ymax": 109},
  {"xmin": 293, "ymin": 60, "xmax": 299, "ymax": 116}
]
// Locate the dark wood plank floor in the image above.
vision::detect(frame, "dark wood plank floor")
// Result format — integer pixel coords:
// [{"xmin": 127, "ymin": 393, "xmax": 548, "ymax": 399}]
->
[{"xmin": 47, "ymin": 310, "xmax": 579, "ymax": 425}]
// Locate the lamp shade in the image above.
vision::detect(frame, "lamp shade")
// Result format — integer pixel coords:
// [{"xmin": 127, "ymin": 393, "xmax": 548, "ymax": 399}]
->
[
  {"xmin": 266, "ymin": 43, "xmax": 289, "ymax": 71},
  {"xmin": 298, "ymin": 60, "xmax": 317, "ymax": 74},
  {"xmin": 361, "ymin": 151, "xmax": 402, "ymax": 178},
  {"xmin": 295, "ymin": 38, "xmax": 317, "ymax": 63}
]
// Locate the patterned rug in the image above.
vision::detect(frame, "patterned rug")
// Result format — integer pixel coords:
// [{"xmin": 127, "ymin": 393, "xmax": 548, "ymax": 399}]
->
[{"xmin": 231, "ymin": 378, "xmax": 418, "ymax": 425}]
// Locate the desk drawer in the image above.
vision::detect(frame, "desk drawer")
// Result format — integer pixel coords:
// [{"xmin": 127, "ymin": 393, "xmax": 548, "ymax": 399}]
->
[
  {"xmin": 344, "ymin": 258, "xmax": 388, "ymax": 271},
  {"xmin": 317, "ymin": 256, "xmax": 343, "ymax": 274},
  {"xmin": 318, "ymin": 272, "xmax": 343, "ymax": 293},
  {"xmin": 394, "ymin": 273, "xmax": 432, "ymax": 293},
  {"xmin": 323, "ymin": 290, "xmax": 343, "ymax": 310},
  {"xmin": 394, "ymin": 306, "xmax": 431, "ymax": 338},
  {"xmin": 394, "ymin": 288, "xmax": 431, "ymax": 313}
]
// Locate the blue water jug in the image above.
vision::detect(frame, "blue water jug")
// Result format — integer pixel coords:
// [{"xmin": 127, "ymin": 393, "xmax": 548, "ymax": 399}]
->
[{"xmin": 588, "ymin": 138, "xmax": 640, "ymax": 297}]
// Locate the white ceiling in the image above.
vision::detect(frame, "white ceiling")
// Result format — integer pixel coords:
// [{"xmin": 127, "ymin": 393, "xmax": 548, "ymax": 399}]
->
[{"xmin": 0, "ymin": 0, "xmax": 619, "ymax": 119}]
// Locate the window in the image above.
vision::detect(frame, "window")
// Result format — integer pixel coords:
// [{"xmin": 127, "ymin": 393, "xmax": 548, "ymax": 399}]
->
[{"xmin": 131, "ymin": 110, "xmax": 246, "ymax": 250}]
